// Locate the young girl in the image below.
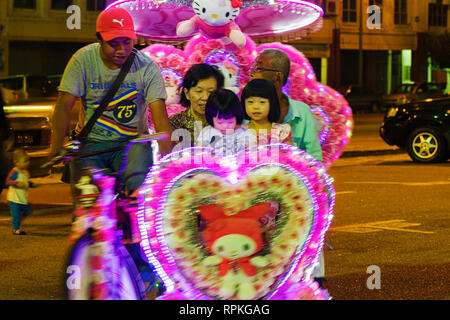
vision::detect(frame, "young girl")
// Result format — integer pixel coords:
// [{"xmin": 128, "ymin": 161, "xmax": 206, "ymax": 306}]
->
[
  {"xmin": 196, "ymin": 89, "xmax": 255, "ymax": 155},
  {"xmin": 241, "ymin": 79, "xmax": 293, "ymax": 145}
]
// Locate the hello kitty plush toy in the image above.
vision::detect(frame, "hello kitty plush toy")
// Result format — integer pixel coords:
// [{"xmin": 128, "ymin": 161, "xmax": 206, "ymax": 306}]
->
[
  {"xmin": 216, "ymin": 61, "xmax": 240, "ymax": 94},
  {"xmin": 198, "ymin": 202, "xmax": 271, "ymax": 300},
  {"xmin": 176, "ymin": 0, "xmax": 246, "ymax": 50}
]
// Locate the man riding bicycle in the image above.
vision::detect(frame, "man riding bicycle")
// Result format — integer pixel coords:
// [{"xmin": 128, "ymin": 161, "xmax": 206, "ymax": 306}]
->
[{"xmin": 49, "ymin": 7, "xmax": 173, "ymax": 296}]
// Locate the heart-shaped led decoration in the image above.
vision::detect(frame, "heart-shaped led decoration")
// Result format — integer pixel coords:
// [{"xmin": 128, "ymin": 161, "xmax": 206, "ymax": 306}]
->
[
  {"xmin": 310, "ymin": 106, "xmax": 331, "ymax": 146},
  {"xmin": 138, "ymin": 144, "xmax": 334, "ymax": 300}
]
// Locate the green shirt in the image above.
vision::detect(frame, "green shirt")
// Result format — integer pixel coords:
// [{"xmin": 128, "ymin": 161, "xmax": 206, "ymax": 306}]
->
[{"xmin": 283, "ymin": 97, "xmax": 323, "ymax": 161}]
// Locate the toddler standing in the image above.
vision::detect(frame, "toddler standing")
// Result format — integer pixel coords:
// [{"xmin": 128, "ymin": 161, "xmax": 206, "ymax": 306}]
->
[{"xmin": 5, "ymin": 149, "xmax": 37, "ymax": 235}]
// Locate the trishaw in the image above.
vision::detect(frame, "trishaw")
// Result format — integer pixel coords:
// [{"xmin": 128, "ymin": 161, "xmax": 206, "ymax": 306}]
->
[{"xmin": 51, "ymin": 0, "xmax": 354, "ymax": 300}]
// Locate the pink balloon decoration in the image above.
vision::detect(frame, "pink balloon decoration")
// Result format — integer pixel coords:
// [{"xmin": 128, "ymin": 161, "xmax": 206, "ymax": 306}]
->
[
  {"xmin": 137, "ymin": 10, "xmax": 352, "ymax": 169},
  {"xmin": 256, "ymin": 42, "xmax": 353, "ymax": 169},
  {"xmin": 184, "ymin": 34, "xmax": 257, "ymax": 90},
  {"xmin": 141, "ymin": 44, "xmax": 189, "ymax": 75},
  {"xmin": 141, "ymin": 45, "xmax": 188, "ymax": 130}
]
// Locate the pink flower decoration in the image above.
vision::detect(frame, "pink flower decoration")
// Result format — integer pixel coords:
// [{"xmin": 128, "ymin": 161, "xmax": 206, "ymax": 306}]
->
[{"xmin": 139, "ymin": 35, "xmax": 352, "ymax": 169}]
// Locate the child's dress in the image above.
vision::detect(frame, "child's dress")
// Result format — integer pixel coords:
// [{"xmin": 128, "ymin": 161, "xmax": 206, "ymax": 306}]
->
[
  {"xmin": 6, "ymin": 167, "xmax": 35, "ymax": 232},
  {"xmin": 196, "ymin": 126, "xmax": 256, "ymax": 156},
  {"xmin": 243, "ymin": 123, "xmax": 292, "ymax": 145}
]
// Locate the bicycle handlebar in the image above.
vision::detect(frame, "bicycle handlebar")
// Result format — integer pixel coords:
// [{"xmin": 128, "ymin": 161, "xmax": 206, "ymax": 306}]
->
[{"xmin": 41, "ymin": 132, "xmax": 169, "ymax": 169}]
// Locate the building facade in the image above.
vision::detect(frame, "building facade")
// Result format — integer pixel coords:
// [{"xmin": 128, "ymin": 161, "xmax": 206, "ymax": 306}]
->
[
  {"xmin": 283, "ymin": 0, "xmax": 450, "ymax": 94},
  {"xmin": 0, "ymin": 0, "xmax": 107, "ymax": 77},
  {"xmin": 1, "ymin": 0, "xmax": 449, "ymax": 94}
]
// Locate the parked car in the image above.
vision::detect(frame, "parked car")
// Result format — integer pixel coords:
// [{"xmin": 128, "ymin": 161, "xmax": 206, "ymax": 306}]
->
[
  {"xmin": 0, "ymin": 85, "xmax": 18, "ymax": 105},
  {"xmin": 339, "ymin": 84, "xmax": 385, "ymax": 113},
  {"xmin": 0, "ymin": 74, "xmax": 52, "ymax": 104},
  {"xmin": 46, "ymin": 74, "xmax": 62, "ymax": 96},
  {"xmin": 1, "ymin": 84, "xmax": 81, "ymax": 176},
  {"xmin": 380, "ymin": 96, "xmax": 450, "ymax": 163},
  {"xmin": 382, "ymin": 82, "xmax": 446, "ymax": 109}
]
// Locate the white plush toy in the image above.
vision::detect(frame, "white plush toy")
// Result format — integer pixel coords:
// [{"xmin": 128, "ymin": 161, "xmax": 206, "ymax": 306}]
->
[
  {"xmin": 176, "ymin": 0, "xmax": 246, "ymax": 50},
  {"xmin": 75, "ymin": 175, "xmax": 100, "ymax": 207},
  {"xmin": 161, "ymin": 68, "xmax": 182, "ymax": 105}
]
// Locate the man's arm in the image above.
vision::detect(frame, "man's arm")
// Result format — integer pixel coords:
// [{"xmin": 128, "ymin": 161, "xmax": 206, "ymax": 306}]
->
[
  {"xmin": 49, "ymin": 91, "xmax": 78, "ymax": 158},
  {"xmin": 148, "ymin": 99, "xmax": 174, "ymax": 156}
]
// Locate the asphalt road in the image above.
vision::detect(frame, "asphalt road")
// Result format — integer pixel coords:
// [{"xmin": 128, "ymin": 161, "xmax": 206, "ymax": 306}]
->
[
  {"xmin": 0, "ymin": 153, "xmax": 448, "ymax": 300},
  {"xmin": 327, "ymin": 153, "xmax": 449, "ymax": 300}
]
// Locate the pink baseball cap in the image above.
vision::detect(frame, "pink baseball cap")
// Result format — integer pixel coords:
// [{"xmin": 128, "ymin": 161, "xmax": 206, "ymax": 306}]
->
[{"xmin": 96, "ymin": 7, "xmax": 137, "ymax": 41}]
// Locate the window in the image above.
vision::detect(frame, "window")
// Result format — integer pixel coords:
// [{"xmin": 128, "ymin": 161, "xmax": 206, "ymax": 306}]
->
[
  {"xmin": 394, "ymin": 0, "xmax": 407, "ymax": 24},
  {"xmin": 87, "ymin": 0, "xmax": 107, "ymax": 11},
  {"xmin": 51, "ymin": 0, "xmax": 73, "ymax": 10},
  {"xmin": 361, "ymin": 86, "xmax": 375, "ymax": 95},
  {"xmin": 348, "ymin": 86, "xmax": 362, "ymax": 96},
  {"xmin": 426, "ymin": 83, "xmax": 440, "ymax": 92},
  {"xmin": 0, "ymin": 77, "xmax": 23, "ymax": 91},
  {"xmin": 416, "ymin": 83, "xmax": 427, "ymax": 93},
  {"xmin": 342, "ymin": 0, "xmax": 357, "ymax": 23},
  {"xmin": 429, "ymin": 1, "xmax": 448, "ymax": 27},
  {"xmin": 13, "ymin": 0, "xmax": 36, "ymax": 9},
  {"xmin": 394, "ymin": 84, "xmax": 414, "ymax": 94},
  {"xmin": 369, "ymin": 0, "xmax": 382, "ymax": 24},
  {"xmin": 369, "ymin": 0, "xmax": 383, "ymax": 9},
  {"xmin": 26, "ymin": 76, "xmax": 49, "ymax": 98},
  {"xmin": 319, "ymin": 0, "xmax": 337, "ymax": 15}
]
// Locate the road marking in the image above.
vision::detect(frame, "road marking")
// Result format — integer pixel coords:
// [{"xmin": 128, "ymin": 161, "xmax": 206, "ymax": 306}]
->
[
  {"xmin": 336, "ymin": 191, "xmax": 357, "ymax": 195},
  {"xmin": 330, "ymin": 219, "xmax": 434, "ymax": 234},
  {"xmin": 344, "ymin": 181, "xmax": 450, "ymax": 186}
]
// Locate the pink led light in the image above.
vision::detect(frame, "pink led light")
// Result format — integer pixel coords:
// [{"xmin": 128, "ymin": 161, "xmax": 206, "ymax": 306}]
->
[
  {"xmin": 139, "ymin": 145, "xmax": 334, "ymax": 300},
  {"xmin": 108, "ymin": 0, "xmax": 323, "ymax": 40},
  {"xmin": 275, "ymin": 0, "xmax": 324, "ymax": 16},
  {"xmin": 310, "ymin": 106, "xmax": 331, "ymax": 146},
  {"xmin": 105, "ymin": 0, "xmax": 129, "ymax": 10}
]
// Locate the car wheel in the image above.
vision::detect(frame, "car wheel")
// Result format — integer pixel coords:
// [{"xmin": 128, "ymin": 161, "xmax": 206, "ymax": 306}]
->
[
  {"xmin": 370, "ymin": 102, "xmax": 380, "ymax": 113},
  {"xmin": 406, "ymin": 127, "xmax": 447, "ymax": 163}
]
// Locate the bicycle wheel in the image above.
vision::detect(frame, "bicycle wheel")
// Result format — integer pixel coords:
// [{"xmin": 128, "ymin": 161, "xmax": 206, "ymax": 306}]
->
[{"xmin": 63, "ymin": 234, "xmax": 146, "ymax": 300}]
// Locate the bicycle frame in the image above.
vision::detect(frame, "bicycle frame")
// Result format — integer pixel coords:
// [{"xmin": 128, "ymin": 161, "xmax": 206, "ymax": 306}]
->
[{"xmin": 56, "ymin": 133, "xmax": 168, "ymax": 300}]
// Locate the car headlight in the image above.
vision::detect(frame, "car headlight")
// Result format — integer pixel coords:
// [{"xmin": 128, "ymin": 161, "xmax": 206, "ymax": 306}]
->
[{"xmin": 386, "ymin": 107, "xmax": 399, "ymax": 118}]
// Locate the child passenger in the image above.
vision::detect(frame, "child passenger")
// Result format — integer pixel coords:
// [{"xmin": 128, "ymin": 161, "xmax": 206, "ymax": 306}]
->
[
  {"xmin": 241, "ymin": 79, "xmax": 293, "ymax": 145},
  {"xmin": 196, "ymin": 89, "xmax": 255, "ymax": 155}
]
